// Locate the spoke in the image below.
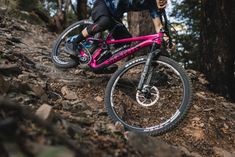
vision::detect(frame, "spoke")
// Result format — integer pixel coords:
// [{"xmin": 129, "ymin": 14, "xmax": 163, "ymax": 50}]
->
[
  {"xmin": 142, "ymin": 98, "xmax": 147, "ymax": 103},
  {"xmin": 151, "ymin": 93, "xmax": 158, "ymax": 96},
  {"xmin": 138, "ymin": 95, "xmax": 145, "ymax": 98}
]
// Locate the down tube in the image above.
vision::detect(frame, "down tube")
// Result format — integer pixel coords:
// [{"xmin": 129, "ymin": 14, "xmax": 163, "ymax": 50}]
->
[{"xmin": 89, "ymin": 40, "xmax": 154, "ymax": 69}]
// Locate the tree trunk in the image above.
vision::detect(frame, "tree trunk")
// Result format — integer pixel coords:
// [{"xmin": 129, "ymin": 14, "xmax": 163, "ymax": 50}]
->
[
  {"xmin": 77, "ymin": 0, "xmax": 88, "ymax": 20},
  {"xmin": 49, "ymin": 0, "xmax": 71, "ymax": 32},
  {"xmin": 127, "ymin": 11, "xmax": 155, "ymax": 56},
  {"xmin": 199, "ymin": 0, "xmax": 235, "ymax": 101},
  {"xmin": 128, "ymin": 11, "xmax": 155, "ymax": 37}
]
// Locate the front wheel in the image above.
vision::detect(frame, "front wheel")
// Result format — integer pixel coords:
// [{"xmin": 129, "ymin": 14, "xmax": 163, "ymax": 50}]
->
[{"xmin": 105, "ymin": 55, "xmax": 192, "ymax": 135}]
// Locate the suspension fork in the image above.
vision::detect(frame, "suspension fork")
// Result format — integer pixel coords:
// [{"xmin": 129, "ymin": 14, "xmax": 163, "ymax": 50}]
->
[{"xmin": 137, "ymin": 43, "xmax": 160, "ymax": 91}]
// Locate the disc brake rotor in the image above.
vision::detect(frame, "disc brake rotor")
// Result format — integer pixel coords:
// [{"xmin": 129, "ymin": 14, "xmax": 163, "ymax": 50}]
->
[{"xmin": 136, "ymin": 85, "xmax": 160, "ymax": 107}]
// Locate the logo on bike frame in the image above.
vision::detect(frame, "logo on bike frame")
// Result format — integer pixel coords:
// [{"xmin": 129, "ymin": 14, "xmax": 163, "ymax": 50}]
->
[{"xmin": 107, "ymin": 45, "xmax": 142, "ymax": 64}]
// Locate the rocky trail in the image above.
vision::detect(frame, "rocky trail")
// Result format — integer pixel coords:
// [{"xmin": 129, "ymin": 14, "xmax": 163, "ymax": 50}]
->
[{"xmin": 0, "ymin": 15, "xmax": 234, "ymax": 157}]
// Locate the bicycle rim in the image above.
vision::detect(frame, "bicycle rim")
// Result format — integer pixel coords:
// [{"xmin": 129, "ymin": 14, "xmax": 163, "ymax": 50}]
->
[
  {"xmin": 106, "ymin": 56, "xmax": 192, "ymax": 135},
  {"xmin": 51, "ymin": 20, "xmax": 93, "ymax": 68}
]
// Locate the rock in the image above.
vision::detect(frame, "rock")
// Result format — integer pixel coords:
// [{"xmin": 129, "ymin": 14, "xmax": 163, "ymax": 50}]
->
[
  {"xmin": 70, "ymin": 100, "xmax": 91, "ymax": 111},
  {"xmin": 209, "ymin": 117, "xmax": 214, "ymax": 121},
  {"xmin": 223, "ymin": 123, "xmax": 229, "ymax": 129},
  {"xmin": 198, "ymin": 77, "xmax": 209, "ymax": 85},
  {"xmin": 47, "ymin": 91, "xmax": 62, "ymax": 101},
  {"xmin": 196, "ymin": 92, "xmax": 207, "ymax": 99},
  {"xmin": 61, "ymin": 86, "xmax": 78, "ymax": 100},
  {"xmin": 231, "ymin": 112, "xmax": 235, "ymax": 120},
  {"xmin": 9, "ymin": 37, "xmax": 22, "ymax": 43},
  {"xmin": 192, "ymin": 117, "xmax": 201, "ymax": 121},
  {"xmin": 199, "ymin": 123, "xmax": 205, "ymax": 127},
  {"xmin": 213, "ymin": 147, "xmax": 235, "ymax": 157},
  {"xmin": 35, "ymin": 104, "xmax": 53, "ymax": 121},
  {"xmin": 93, "ymin": 121, "xmax": 107, "ymax": 134},
  {"xmin": 183, "ymin": 126, "xmax": 205, "ymax": 140},
  {"xmin": 62, "ymin": 101, "xmax": 71, "ymax": 111},
  {"xmin": 0, "ymin": 75, "xmax": 9, "ymax": 94},
  {"xmin": 25, "ymin": 142, "xmax": 75, "ymax": 157},
  {"xmin": 219, "ymin": 116, "xmax": 226, "ymax": 120},
  {"xmin": 62, "ymin": 101, "xmax": 90, "ymax": 113},
  {"xmin": 106, "ymin": 122, "xmax": 125, "ymax": 135},
  {"xmin": 75, "ymin": 117, "xmax": 94, "ymax": 126},
  {"xmin": 82, "ymin": 110, "xmax": 92, "ymax": 116},
  {"xmin": 13, "ymin": 24, "xmax": 27, "ymax": 31},
  {"xmin": 30, "ymin": 84, "xmax": 45, "ymax": 97},
  {"xmin": 18, "ymin": 73, "xmax": 29, "ymax": 81},
  {"xmin": 95, "ymin": 96, "xmax": 103, "ymax": 102},
  {"xmin": 127, "ymin": 132, "xmax": 185, "ymax": 157},
  {"xmin": 114, "ymin": 121, "xmax": 125, "ymax": 133},
  {"xmin": 203, "ymin": 108, "xmax": 214, "ymax": 112},
  {"xmin": 106, "ymin": 124, "xmax": 116, "ymax": 133},
  {"xmin": 29, "ymin": 84, "xmax": 48, "ymax": 101},
  {"xmin": 0, "ymin": 59, "xmax": 21, "ymax": 75},
  {"xmin": 40, "ymin": 93, "xmax": 49, "ymax": 102},
  {"xmin": 178, "ymin": 146, "xmax": 202, "ymax": 157},
  {"xmin": 97, "ymin": 109, "xmax": 108, "ymax": 116},
  {"xmin": 222, "ymin": 102, "xmax": 235, "ymax": 109},
  {"xmin": 67, "ymin": 124, "xmax": 83, "ymax": 138},
  {"xmin": 193, "ymin": 105, "xmax": 201, "ymax": 111},
  {"xmin": 74, "ymin": 69, "xmax": 83, "ymax": 75}
]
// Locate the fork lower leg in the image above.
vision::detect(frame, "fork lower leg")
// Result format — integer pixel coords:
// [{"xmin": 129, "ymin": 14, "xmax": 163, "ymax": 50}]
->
[{"xmin": 137, "ymin": 51, "xmax": 155, "ymax": 91}]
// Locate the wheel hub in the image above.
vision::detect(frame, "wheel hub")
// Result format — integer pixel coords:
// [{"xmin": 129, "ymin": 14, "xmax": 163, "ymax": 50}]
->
[{"xmin": 136, "ymin": 85, "xmax": 160, "ymax": 107}]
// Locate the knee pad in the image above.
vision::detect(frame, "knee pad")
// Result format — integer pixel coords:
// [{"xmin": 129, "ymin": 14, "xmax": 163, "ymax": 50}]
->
[
  {"xmin": 87, "ymin": 23, "xmax": 104, "ymax": 35},
  {"xmin": 87, "ymin": 16, "xmax": 111, "ymax": 35}
]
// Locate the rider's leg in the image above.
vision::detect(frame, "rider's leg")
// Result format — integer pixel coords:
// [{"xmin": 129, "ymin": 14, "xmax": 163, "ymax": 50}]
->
[
  {"xmin": 65, "ymin": 0, "xmax": 111, "ymax": 55},
  {"xmin": 111, "ymin": 23, "xmax": 132, "ymax": 48},
  {"xmin": 86, "ymin": 16, "xmax": 112, "ymax": 35},
  {"xmin": 65, "ymin": 16, "xmax": 112, "ymax": 55}
]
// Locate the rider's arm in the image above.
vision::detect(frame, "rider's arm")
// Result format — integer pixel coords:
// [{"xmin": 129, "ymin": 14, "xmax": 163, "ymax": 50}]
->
[
  {"xmin": 149, "ymin": 5, "xmax": 163, "ymax": 33},
  {"xmin": 152, "ymin": 17, "xmax": 163, "ymax": 33}
]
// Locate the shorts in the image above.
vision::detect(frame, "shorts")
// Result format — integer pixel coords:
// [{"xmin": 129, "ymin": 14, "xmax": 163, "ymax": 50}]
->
[{"xmin": 91, "ymin": 0, "xmax": 111, "ymax": 22}]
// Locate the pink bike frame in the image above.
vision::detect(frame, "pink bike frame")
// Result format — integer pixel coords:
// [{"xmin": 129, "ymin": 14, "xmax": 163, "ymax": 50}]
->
[{"xmin": 81, "ymin": 32, "xmax": 164, "ymax": 70}]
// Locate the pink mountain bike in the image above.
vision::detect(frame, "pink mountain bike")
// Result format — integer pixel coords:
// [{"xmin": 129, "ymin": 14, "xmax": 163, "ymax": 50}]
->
[{"xmin": 51, "ymin": 18, "xmax": 192, "ymax": 135}]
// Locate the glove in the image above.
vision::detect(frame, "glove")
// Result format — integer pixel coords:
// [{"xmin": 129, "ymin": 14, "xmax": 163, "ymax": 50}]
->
[{"xmin": 157, "ymin": 0, "xmax": 168, "ymax": 9}]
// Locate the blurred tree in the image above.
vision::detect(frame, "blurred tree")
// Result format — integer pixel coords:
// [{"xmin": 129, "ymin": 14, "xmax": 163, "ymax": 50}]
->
[
  {"xmin": 127, "ymin": 11, "xmax": 155, "ymax": 56},
  {"xmin": 1, "ymin": 0, "xmax": 90, "ymax": 32},
  {"xmin": 172, "ymin": 0, "xmax": 235, "ymax": 100},
  {"xmin": 49, "ymin": 0, "xmax": 71, "ymax": 32},
  {"xmin": 199, "ymin": 0, "xmax": 235, "ymax": 100},
  {"xmin": 76, "ymin": 0, "xmax": 88, "ymax": 20},
  {"xmin": 128, "ymin": 11, "xmax": 155, "ymax": 37}
]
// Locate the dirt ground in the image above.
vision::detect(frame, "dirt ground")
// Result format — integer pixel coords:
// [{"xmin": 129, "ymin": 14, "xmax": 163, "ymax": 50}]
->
[{"xmin": 0, "ymin": 15, "xmax": 234, "ymax": 157}]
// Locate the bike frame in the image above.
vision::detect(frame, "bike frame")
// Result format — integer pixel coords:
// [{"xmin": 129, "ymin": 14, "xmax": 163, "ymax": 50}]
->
[{"xmin": 80, "ymin": 32, "xmax": 164, "ymax": 70}]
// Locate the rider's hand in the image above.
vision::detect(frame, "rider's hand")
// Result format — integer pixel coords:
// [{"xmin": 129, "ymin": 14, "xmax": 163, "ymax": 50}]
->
[
  {"xmin": 165, "ymin": 39, "xmax": 176, "ymax": 51},
  {"xmin": 160, "ymin": 28, "xmax": 176, "ymax": 51}
]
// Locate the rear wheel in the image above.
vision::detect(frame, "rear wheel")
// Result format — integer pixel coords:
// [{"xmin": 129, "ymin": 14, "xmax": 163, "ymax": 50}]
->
[
  {"xmin": 51, "ymin": 20, "xmax": 95, "ymax": 68},
  {"xmin": 105, "ymin": 55, "xmax": 192, "ymax": 135}
]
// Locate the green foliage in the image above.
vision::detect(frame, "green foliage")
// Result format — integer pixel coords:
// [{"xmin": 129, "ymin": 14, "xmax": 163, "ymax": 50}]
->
[{"xmin": 170, "ymin": 0, "xmax": 201, "ymax": 68}]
